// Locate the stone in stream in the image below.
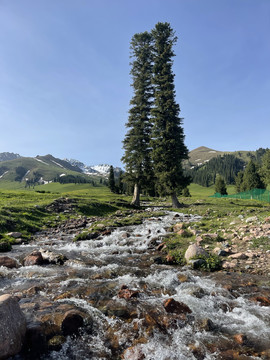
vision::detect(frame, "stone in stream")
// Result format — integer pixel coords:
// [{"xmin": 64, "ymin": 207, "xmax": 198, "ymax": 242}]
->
[
  {"xmin": 118, "ymin": 285, "xmax": 140, "ymax": 300},
  {"xmin": 0, "ymin": 294, "xmax": 26, "ymax": 359},
  {"xmin": 163, "ymin": 298, "xmax": 192, "ymax": 314},
  {"xmin": 39, "ymin": 249, "xmax": 68, "ymax": 265},
  {"xmin": 23, "ymin": 251, "xmax": 44, "ymax": 266},
  {"xmin": 0, "ymin": 255, "xmax": 19, "ymax": 268}
]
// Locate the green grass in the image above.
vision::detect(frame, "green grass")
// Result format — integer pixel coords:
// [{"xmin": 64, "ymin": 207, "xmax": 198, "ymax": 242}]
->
[{"xmin": 0, "ymin": 184, "xmax": 133, "ymax": 243}]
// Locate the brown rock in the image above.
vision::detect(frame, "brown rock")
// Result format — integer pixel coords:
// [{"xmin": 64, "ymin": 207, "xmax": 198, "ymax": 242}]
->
[
  {"xmin": 228, "ymin": 252, "xmax": 248, "ymax": 260},
  {"xmin": 23, "ymin": 251, "xmax": 43, "ymax": 266},
  {"xmin": 156, "ymin": 242, "xmax": 166, "ymax": 251},
  {"xmin": 118, "ymin": 285, "xmax": 139, "ymax": 300},
  {"xmin": 163, "ymin": 298, "xmax": 192, "ymax": 314},
  {"xmin": 173, "ymin": 223, "xmax": 185, "ymax": 232},
  {"xmin": 233, "ymin": 333, "xmax": 247, "ymax": 345},
  {"xmin": 0, "ymin": 256, "xmax": 18, "ymax": 268},
  {"xmin": 250, "ymin": 296, "xmax": 270, "ymax": 306}
]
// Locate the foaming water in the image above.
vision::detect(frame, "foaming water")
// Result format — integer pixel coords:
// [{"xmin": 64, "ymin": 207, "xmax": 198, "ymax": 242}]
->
[{"xmin": 1, "ymin": 210, "xmax": 269, "ymax": 359}]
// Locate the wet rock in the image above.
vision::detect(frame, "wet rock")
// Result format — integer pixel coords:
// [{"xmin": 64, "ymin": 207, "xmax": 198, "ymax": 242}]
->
[
  {"xmin": 40, "ymin": 249, "xmax": 67, "ymax": 265},
  {"xmin": 233, "ymin": 333, "xmax": 248, "ymax": 345},
  {"xmin": 22, "ymin": 321, "xmax": 47, "ymax": 358},
  {"xmin": 156, "ymin": 242, "xmax": 166, "ymax": 251},
  {"xmin": 196, "ymin": 318, "xmax": 215, "ymax": 331},
  {"xmin": 184, "ymin": 244, "xmax": 209, "ymax": 262},
  {"xmin": 0, "ymin": 294, "xmax": 26, "ymax": 359},
  {"xmin": 104, "ymin": 300, "xmax": 137, "ymax": 319},
  {"xmin": 118, "ymin": 285, "xmax": 140, "ymax": 300},
  {"xmin": 61, "ymin": 310, "xmax": 84, "ymax": 335},
  {"xmin": 163, "ymin": 298, "xmax": 192, "ymax": 314},
  {"xmin": 188, "ymin": 343, "xmax": 206, "ymax": 360},
  {"xmin": 48, "ymin": 335, "xmax": 66, "ymax": 351},
  {"xmin": 0, "ymin": 255, "xmax": 19, "ymax": 268},
  {"xmin": 250, "ymin": 295, "xmax": 270, "ymax": 306},
  {"xmin": 23, "ymin": 251, "xmax": 44, "ymax": 266},
  {"xmin": 122, "ymin": 345, "xmax": 145, "ymax": 360},
  {"xmin": 152, "ymin": 256, "xmax": 163, "ymax": 264}
]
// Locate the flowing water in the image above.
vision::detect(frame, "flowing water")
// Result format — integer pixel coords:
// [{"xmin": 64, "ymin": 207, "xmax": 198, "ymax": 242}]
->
[{"xmin": 1, "ymin": 210, "xmax": 270, "ymax": 359}]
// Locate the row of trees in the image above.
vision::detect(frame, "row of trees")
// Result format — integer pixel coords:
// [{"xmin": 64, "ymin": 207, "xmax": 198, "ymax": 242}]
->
[
  {"xmin": 122, "ymin": 22, "xmax": 190, "ymax": 207},
  {"xmin": 215, "ymin": 150, "xmax": 270, "ymax": 195}
]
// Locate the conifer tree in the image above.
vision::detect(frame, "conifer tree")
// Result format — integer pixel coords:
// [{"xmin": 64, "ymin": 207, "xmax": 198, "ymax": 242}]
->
[
  {"xmin": 215, "ymin": 175, "xmax": 227, "ymax": 195},
  {"xmin": 151, "ymin": 22, "xmax": 190, "ymax": 207},
  {"xmin": 108, "ymin": 165, "xmax": 116, "ymax": 193},
  {"xmin": 241, "ymin": 160, "xmax": 265, "ymax": 191},
  {"xmin": 122, "ymin": 31, "xmax": 154, "ymax": 206},
  {"xmin": 260, "ymin": 149, "xmax": 270, "ymax": 186}
]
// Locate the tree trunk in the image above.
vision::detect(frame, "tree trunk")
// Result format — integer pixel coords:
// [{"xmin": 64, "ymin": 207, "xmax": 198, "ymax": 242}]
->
[
  {"xmin": 171, "ymin": 192, "xmax": 182, "ymax": 208},
  {"xmin": 131, "ymin": 183, "xmax": 140, "ymax": 207}
]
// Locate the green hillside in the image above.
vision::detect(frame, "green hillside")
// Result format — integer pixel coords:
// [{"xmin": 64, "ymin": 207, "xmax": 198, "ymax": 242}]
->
[
  {"xmin": 0, "ymin": 154, "xmax": 97, "ymax": 189},
  {"xmin": 187, "ymin": 146, "xmax": 257, "ymax": 168}
]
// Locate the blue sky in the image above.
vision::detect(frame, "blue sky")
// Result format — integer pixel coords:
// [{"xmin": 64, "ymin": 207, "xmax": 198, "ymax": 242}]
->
[{"xmin": 0, "ymin": 0, "xmax": 269, "ymax": 167}]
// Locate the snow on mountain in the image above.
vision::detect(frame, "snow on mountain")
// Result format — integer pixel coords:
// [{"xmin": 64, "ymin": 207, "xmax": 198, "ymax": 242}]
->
[{"xmin": 65, "ymin": 159, "xmax": 122, "ymax": 176}]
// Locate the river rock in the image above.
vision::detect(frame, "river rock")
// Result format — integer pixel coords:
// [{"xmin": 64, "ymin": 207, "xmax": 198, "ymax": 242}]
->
[
  {"xmin": 0, "ymin": 294, "xmax": 26, "ymax": 359},
  {"xmin": 163, "ymin": 298, "xmax": 192, "ymax": 314},
  {"xmin": 118, "ymin": 285, "xmax": 139, "ymax": 300},
  {"xmin": 184, "ymin": 244, "xmax": 209, "ymax": 262},
  {"xmin": 23, "ymin": 251, "xmax": 44, "ymax": 266},
  {"xmin": 0, "ymin": 256, "xmax": 19, "ymax": 268},
  {"xmin": 40, "ymin": 249, "xmax": 67, "ymax": 265}
]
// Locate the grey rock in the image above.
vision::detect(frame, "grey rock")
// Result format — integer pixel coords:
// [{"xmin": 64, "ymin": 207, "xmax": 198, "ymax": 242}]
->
[{"xmin": 0, "ymin": 294, "xmax": 26, "ymax": 359}]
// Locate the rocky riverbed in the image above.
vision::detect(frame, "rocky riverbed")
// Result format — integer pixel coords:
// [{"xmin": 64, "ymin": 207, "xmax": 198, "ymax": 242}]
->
[{"xmin": 0, "ymin": 208, "xmax": 270, "ymax": 359}]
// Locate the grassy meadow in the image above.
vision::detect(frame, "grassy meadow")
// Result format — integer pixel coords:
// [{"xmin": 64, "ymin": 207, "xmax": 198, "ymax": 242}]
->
[{"xmin": 0, "ymin": 181, "xmax": 269, "ymax": 257}]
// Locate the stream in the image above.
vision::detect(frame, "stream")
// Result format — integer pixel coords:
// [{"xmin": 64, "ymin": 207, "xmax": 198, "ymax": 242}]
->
[{"xmin": 1, "ymin": 209, "xmax": 270, "ymax": 359}]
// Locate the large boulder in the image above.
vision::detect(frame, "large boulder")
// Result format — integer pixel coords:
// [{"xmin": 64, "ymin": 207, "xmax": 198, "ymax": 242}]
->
[
  {"xmin": 0, "ymin": 294, "xmax": 26, "ymax": 359},
  {"xmin": 0, "ymin": 256, "xmax": 19, "ymax": 269},
  {"xmin": 184, "ymin": 244, "xmax": 209, "ymax": 262},
  {"xmin": 23, "ymin": 251, "xmax": 44, "ymax": 266}
]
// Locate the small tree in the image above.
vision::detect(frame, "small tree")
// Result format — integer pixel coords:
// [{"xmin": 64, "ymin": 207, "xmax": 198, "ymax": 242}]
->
[
  {"xmin": 108, "ymin": 165, "xmax": 116, "ymax": 193},
  {"xmin": 235, "ymin": 170, "xmax": 244, "ymax": 193},
  {"xmin": 260, "ymin": 149, "xmax": 270, "ymax": 186},
  {"xmin": 241, "ymin": 160, "xmax": 265, "ymax": 191},
  {"xmin": 215, "ymin": 175, "xmax": 227, "ymax": 195}
]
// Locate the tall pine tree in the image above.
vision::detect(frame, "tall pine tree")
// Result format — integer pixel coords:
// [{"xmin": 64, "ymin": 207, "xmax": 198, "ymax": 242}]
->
[
  {"xmin": 151, "ymin": 22, "xmax": 190, "ymax": 207},
  {"xmin": 122, "ymin": 31, "xmax": 154, "ymax": 206}
]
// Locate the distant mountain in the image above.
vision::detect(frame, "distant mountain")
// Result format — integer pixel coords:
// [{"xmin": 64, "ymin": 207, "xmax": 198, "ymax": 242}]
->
[
  {"xmin": 186, "ymin": 146, "xmax": 268, "ymax": 187},
  {"xmin": 0, "ymin": 154, "xmax": 92, "ymax": 184},
  {"xmin": 0, "ymin": 152, "xmax": 21, "ymax": 162},
  {"xmin": 186, "ymin": 146, "xmax": 258, "ymax": 168}
]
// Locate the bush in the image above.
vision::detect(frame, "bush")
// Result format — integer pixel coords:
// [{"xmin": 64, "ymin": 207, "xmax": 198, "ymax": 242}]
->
[
  {"xmin": 193, "ymin": 254, "xmax": 222, "ymax": 272},
  {"xmin": 0, "ymin": 240, "xmax": 12, "ymax": 252}
]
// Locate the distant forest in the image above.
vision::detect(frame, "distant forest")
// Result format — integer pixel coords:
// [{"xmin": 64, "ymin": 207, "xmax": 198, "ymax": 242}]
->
[{"xmin": 186, "ymin": 148, "xmax": 269, "ymax": 187}]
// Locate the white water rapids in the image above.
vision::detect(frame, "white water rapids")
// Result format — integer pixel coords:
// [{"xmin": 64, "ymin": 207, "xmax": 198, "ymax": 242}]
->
[{"xmin": 1, "ymin": 210, "xmax": 270, "ymax": 359}]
